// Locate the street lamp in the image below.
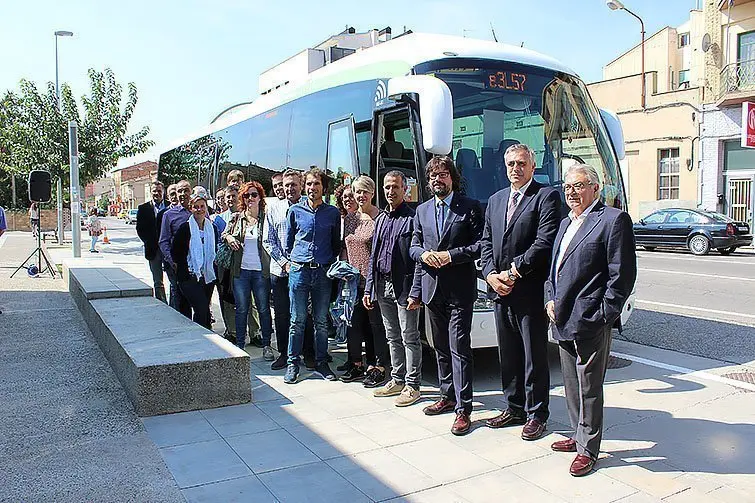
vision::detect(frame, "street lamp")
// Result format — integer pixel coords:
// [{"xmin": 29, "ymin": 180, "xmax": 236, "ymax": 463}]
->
[
  {"xmin": 607, "ymin": 0, "xmax": 646, "ymax": 109},
  {"xmin": 54, "ymin": 30, "xmax": 73, "ymax": 112},
  {"xmin": 54, "ymin": 30, "xmax": 73, "ymax": 245}
]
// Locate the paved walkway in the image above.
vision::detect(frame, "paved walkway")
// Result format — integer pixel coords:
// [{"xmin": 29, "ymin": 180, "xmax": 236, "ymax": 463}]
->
[{"xmin": 2, "ymin": 231, "xmax": 755, "ymax": 502}]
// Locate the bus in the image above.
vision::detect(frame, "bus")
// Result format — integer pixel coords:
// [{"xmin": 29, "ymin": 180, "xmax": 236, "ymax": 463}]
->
[{"xmin": 157, "ymin": 33, "xmax": 634, "ymax": 348}]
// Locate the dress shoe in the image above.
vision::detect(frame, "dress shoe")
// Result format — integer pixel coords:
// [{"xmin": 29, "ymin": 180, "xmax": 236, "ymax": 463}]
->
[
  {"xmin": 270, "ymin": 354, "xmax": 287, "ymax": 371},
  {"xmin": 521, "ymin": 418, "xmax": 547, "ymax": 441},
  {"xmin": 569, "ymin": 454, "xmax": 596, "ymax": 477},
  {"xmin": 485, "ymin": 409, "xmax": 526, "ymax": 428},
  {"xmin": 451, "ymin": 411, "xmax": 471, "ymax": 436},
  {"xmin": 551, "ymin": 438, "xmax": 577, "ymax": 452},
  {"xmin": 422, "ymin": 398, "xmax": 457, "ymax": 416}
]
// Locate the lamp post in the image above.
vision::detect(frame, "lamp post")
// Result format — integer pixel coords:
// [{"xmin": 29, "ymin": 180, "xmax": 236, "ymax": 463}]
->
[
  {"xmin": 54, "ymin": 30, "xmax": 73, "ymax": 245},
  {"xmin": 607, "ymin": 0, "xmax": 646, "ymax": 109}
]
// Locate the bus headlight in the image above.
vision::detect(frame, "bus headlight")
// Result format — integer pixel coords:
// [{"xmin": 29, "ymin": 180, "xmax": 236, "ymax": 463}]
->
[{"xmin": 473, "ymin": 289, "xmax": 495, "ymax": 312}]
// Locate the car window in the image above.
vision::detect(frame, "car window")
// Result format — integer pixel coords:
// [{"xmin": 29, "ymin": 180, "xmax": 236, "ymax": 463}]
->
[
  {"xmin": 702, "ymin": 211, "xmax": 732, "ymax": 223},
  {"xmin": 667, "ymin": 210, "xmax": 694, "ymax": 224},
  {"xmin": 643, "ymin": 212, "xmax": 666, "ymax": 224}
]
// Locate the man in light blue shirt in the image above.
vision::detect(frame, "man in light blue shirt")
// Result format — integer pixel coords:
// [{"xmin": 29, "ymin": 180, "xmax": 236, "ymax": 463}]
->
[{"xmin": 0, "ymin": 205, "xmax": 7, "ymax": 237}]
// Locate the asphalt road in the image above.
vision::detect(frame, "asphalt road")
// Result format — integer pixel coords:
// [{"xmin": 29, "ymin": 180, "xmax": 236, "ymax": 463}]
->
[
  {"xmin": 99, "ymin": 216, "xmax": 755, "ymax": 367},
  {"xmin": 622, "ymin": 247, "xmax": 755, "ymax": 366}
]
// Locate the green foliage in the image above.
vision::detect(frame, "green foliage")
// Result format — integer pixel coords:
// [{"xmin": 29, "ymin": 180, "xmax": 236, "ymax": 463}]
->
[
  {"xmin": 0, "ymin": 68, "xmax": 153, "ymax": 191},
  {"xmin": 98, "ymin": 194, "xmax": 110, "ymax": 211}
]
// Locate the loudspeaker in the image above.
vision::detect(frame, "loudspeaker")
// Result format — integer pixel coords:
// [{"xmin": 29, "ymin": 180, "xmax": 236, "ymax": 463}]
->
[{"xmin": 28, "ymin": 170, "xmax": 52, "ymax": 203}]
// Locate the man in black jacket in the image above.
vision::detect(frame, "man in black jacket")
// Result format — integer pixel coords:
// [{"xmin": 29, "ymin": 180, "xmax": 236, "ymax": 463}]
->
[
  {"xmin": 480, "ymin": 144, "xmax": 561, "ymax": 441},
  {"xmin": 136, "ymin": 181, "xmax": 167, "ymax": 302},
  {"xmin": 410, "ymin": 156, "xmax": 483, "ymax": 436},
  {"xmin": 364, "ymin": 170, "xmax": 423, "ymax": 407}
]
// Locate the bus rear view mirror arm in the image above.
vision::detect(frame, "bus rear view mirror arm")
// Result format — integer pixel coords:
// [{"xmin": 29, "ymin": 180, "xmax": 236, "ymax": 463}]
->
[{"xmin": 388, "ymin": 75, "xmax": 453, "ymax": 155}]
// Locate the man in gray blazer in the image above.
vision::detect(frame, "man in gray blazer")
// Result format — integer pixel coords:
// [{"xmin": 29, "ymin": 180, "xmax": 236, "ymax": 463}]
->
[{"xmin": 544, "ymin": 164, "xmax": 636, "ymax": 477}]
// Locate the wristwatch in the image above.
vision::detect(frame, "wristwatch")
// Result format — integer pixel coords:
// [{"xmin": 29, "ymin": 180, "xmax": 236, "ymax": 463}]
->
[{"xmin": 506, "ymin": 268, "xmax": 518, "ymax": 282}]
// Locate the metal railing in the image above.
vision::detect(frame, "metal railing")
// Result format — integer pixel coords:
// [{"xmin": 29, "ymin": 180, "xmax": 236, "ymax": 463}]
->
[{"xmin": 718, "ymin": 58, "xmax": 755, "ymax": 101}]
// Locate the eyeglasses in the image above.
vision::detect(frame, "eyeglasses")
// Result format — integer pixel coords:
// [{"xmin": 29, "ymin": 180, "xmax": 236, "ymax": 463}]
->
[
  {"xmin": 562, "ymin": 182, "xmax": 591, "ymax": 193},
  {"xmin": 429, "ymin": 171, "xmax": 451, "ymax": 180},
  {"xmin": 243, "ymin": 192, "xmax": 259, "ymax": 199}
]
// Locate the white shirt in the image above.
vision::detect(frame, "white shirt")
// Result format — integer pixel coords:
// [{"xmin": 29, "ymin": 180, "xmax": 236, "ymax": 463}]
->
[
  {"xmin": 553, "ymin": 199, "xmax": 600, "ymax": 278},
  {"xmin": 241, "ymin": 224, "xmax": 262, "ymax": 271}
]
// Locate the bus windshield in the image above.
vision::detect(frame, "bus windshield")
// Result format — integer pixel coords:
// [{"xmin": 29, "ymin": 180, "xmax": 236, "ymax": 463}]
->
[{"xmin": 417, "ymin": 60, "xmax": 625, "ymax": 210}]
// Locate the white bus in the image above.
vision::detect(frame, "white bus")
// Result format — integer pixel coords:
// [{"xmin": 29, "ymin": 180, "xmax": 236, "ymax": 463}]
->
[{"xmin": 157, "ymin": 33, "xmax": 634, "ymax": 348}]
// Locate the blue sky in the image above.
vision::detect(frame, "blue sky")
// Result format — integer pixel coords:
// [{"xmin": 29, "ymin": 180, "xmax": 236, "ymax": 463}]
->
[{"xmin": 1, "ymin": 0, "xmax": 699, "ymax": 158}]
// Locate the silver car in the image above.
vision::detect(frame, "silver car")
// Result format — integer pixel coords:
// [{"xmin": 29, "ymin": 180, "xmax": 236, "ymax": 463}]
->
[{"xmin": 125, "ymin": 209, "xmax": 138, "ymax": 225}]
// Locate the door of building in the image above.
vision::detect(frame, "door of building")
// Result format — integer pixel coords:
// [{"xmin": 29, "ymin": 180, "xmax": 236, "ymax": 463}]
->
[{"xmin": 727, "ymin": 177, "xmax": 753, "ymax": 225}]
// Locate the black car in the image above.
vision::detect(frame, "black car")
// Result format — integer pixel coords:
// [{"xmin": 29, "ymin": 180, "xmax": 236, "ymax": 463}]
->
[{"xmin": 634, "ymin": 208, "xmax": 752, "ymax": 256}]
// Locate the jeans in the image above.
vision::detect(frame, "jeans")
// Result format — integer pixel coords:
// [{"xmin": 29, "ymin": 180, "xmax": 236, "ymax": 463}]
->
[
  {"xmin": 89, "ymin": 235, "xmax": 98, "ymax": 251},
  {"xmin": 178, "ymin": 276, "xmax": 214, "ymax": 329},
  {"xmin": 232, "ymin": 268, "xmax": 273, "ymax": 349},
  {"xmin": 148, "ymin": 254, "xmax": 167, "ymax": 303},
  {"xmin": 376, "ymin": 277, "xmax": 422, "ymax": 387},
  {"xmin": 347, "ymin": 285, "xmax": 388, "ymax": 367},
  {"xmin": 288, "ymin": 264, "xmax": 331, "ymax": 366},
  {"xmin": 165, "ymin": 265, "xmax": 191, "ymax": 317}
]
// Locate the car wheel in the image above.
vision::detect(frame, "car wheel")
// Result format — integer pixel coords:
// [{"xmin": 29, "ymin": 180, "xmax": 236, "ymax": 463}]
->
[
  {"xmin": 688, "ymin": 235, "xmax": 711, "ymax": 256},
  {"xmin": 643, "ymin": 246, "xmax": 656, "ymax": 251},
  {"xmin": 717, "ymin": 247, "xmax": 736, "ymax": 256}
]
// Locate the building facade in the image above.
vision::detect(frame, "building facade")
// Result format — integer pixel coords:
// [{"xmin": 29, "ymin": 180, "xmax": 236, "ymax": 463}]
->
[
  {"xmin": 700, "ymin": 0, "xmax": 755, "ymax": 226},
  {"xmin": 588, "ymin": 10, "xmax": 704, "ymax": 219}
]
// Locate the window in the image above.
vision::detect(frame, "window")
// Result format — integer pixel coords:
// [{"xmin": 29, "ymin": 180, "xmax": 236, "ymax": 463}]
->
[
  {"xmin": 678, "ymin": 69, "xmax": 690, "ymax": 86},
  {"xmin": 644, "ymin": 212, "xmax": 666, "ymax": 224},
  {"xmin": 667, "ymin": 210, "xmax": 695, "ymax": 224},
  {"xmin": 658, "ymin": 148, "xmax": 680, "ymax": 200},
  {"xmin": 679, "ymin": 33, "xmax": 690, "ymax": 48}
]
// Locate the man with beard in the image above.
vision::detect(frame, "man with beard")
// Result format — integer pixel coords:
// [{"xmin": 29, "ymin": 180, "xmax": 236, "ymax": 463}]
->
[
  {"xmin": 410, "ymin": 155, "xmax": 483, "ymax": 435},
  {"xmin": 136, "ymin": 181, "xmax": 168, "ymax": 302},
  {"xmin": 271, "ymin": 173, "xmax": 286, "ymax": 200}
]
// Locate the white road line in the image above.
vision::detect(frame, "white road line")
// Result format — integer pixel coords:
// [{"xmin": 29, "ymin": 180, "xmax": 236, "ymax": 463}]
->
[
  {"xmin": 636, "ymin": 299, "xmax": 755, "ymax": 320},
  {"xmin": 611, "ymin": 351, "xmax": 755, "ymax": 392},
  {"xmin": 638, "ymin": 268, "xmax": 755, "ymax": 282},
  {"xmin": 637, "ymin": 252, "xmax": 755, "ymax": 265}
]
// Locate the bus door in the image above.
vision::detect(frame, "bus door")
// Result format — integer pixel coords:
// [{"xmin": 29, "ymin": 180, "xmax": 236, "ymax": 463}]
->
[
  {"xmin": 371, "ymin": 104, "xmax": 428, "ymax": 208},
  {"xmin": 326, "ymin": 116, "xmax": 361, "ymax": 185}
]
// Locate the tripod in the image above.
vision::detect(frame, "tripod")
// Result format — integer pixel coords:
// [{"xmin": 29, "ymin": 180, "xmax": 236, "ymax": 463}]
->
[{"xmin": 11, "ymin": 222, "xmax": 57, "ymax": 279}]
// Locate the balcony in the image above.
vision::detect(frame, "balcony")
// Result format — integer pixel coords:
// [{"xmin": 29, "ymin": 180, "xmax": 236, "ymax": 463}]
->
[{"xmin": 717, "ymin": 58, "xmax": 755, "ymax": 106}]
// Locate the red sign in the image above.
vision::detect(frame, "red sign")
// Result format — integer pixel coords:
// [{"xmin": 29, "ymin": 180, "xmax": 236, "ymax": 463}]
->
[{"xmin": 741, "ymin": 102, "xmax": 755, "ymax": 148}]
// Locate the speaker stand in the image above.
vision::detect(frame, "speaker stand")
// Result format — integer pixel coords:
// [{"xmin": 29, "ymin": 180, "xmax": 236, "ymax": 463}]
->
[{"xmin": 11, "ymin": 226, "xmax": 57, "ymax": 279}]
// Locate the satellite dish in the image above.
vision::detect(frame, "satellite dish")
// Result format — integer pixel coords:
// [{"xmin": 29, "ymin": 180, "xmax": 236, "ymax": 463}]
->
[{"xmin": 702, "ymin": 33, "xmax": 711, "ymax": 53}]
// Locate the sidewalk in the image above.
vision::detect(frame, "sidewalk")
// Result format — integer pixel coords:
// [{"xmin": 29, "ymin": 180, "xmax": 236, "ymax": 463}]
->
[{"xmin": 2, "ymin": 232, "xmax": 755, "ymax": 502}]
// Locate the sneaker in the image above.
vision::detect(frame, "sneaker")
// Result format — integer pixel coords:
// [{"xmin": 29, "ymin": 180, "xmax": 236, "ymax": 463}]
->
[
  {"xmin": 262, "ymin": 346, "xmax": 275, "ymax": 361},
  {"xmin": 373, "ymin": 379, "xmax": 404, "ymax": 397},
  {"xmin": 363, "ymin": 368, "xmax": 387, "ymax": 388},
  {"xmin": 270, "ymin": 354, "xmax": 287, "ymax": 371},
  {"xmin": 304, "ymin": 354, "xmax": 316, "ymax": 371},
  {"xmin": 244, "ymin": 334, "xmax": 251, "ymax": 346},
  {"xmin": 314, "ymin": 362, "xmax": 337, "ymax": 381},
  {"xmin": 336, "ymin": 360, "xmax": 354, "ymax": 372},
  {"xmin": 250, "ymin": 335, "xmax": 264, "ymax": 348},
  {"xmin": 284, "ymin": 364, "xmax": 299, "ymax": 384},
  {"xmin": 394, "ymin": 385, "xmax": 421, "ymax": 407},
  {"xmin": 340, "ymin": 365, "xmax": 365, "ymax": 383}
]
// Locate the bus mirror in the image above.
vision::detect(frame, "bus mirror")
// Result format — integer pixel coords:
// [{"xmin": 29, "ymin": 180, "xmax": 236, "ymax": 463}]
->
[
  {"xmin": 387, "ymin": 75, "xmax": 453, "ymax": 155},
  {"xmin": 599, "ymin": 108, "xmax": 625, "ymax": 161}
]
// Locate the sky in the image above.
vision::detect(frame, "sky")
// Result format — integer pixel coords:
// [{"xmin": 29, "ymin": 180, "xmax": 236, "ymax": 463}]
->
[{"xmin": 1, "ymin": 0, "xmax": 700, "ymax": 166}]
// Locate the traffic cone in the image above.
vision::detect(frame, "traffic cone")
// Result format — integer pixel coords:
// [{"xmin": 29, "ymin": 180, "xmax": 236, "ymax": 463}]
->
[{"xmin": 103, "ymin": 226, "xmax": 110, "ymax": 244}]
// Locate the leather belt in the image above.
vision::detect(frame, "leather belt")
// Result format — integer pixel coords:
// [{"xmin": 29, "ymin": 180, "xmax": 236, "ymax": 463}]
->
[{"xmin": 292, "ymin": 261, "xmax": 324, "ymax": 269}]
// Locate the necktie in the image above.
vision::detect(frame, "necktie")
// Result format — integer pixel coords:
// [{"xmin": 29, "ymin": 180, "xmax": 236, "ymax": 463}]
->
[
  {"xmin": 437, "ymin": 200, "xmax": 446, "ymax": 236},
  {"xmin": 507, "ymin": 192, "xmax": 521, "ymax": 228}
]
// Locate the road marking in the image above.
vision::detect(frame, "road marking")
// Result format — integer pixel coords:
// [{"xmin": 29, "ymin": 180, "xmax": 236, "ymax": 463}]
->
[
  {"xmin": 637, "ymin": 252, "xmax": 755, "ymax": 265},
  {"xmin": 610, "ymin": 351, "xmax": 755, "ymax": 392},
  {"xmin": 638, "ymin": 268, "xmax": 755, "ymax": 282},
  {"xmin": 636, "ymin": 299, "xmax": 755, "ymax": 320}
]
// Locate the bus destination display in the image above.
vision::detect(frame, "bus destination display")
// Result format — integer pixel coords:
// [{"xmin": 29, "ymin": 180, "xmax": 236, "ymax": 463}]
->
[{"xmin": 486, "ymin": 71, "xmax": 527, "ymax": 92}]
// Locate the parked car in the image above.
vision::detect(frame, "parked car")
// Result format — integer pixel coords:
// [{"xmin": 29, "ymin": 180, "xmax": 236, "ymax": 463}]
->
[
  {"xmin": 634, "ymin": 208, "xmax": 752, "ymax": 256},
  {"xmin": 125, "ymin": 209, "xmax": 138, "ymax": 225},
  {"xmin": 97, "ymin": 208, "xmax": 107, "ymax": 217},
  {"xmin": 117, "ymin": 209, "xmax": 127, "ymax": 219}
]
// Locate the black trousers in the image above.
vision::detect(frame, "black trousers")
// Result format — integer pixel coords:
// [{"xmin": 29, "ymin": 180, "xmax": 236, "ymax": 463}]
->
[
  {"xmin": 179, "ymin": 276, "xmax": 214, "ymax": 329},
  {"xmin": 270, "ymin": 274, "xmax": 314, "ymax": 357},
  {"xmin": 166, "ymin": 265, "xmax": 191, "ymax": 318},
  {"xmin": 426, "ymin": 298, "xmax": 474, "ymax": 414},
  {"xmin": 494, "ymin": 302, "xmax": 550, "ymax": 421},
  {"xmin": 347, "ymin": 285, "xmax": 388, "ymax": 367}
]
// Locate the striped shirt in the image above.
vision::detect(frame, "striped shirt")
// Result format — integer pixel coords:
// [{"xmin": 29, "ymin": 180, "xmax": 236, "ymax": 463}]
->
[{"xmin": 262, "ymin": 197, "xmax": 299, "ymax": 277}]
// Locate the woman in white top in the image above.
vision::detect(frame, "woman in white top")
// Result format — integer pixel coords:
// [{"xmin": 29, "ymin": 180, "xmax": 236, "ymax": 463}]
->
[{"xmin": 223, "ymin": 181, "xmax": 274, "ymax": 357}]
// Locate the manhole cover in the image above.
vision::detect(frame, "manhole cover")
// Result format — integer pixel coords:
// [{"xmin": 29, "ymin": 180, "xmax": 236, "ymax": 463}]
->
[
  {"xmin": 722, "ymin": 372, "xmax": 755, "ymax": 385},
  {"xmin": 607, "ymin": 355, "xmax": 632, "ymax": 370}
]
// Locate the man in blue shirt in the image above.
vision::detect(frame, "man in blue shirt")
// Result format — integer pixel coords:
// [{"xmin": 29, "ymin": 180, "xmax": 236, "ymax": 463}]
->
[
  {"xmin": 159, "ymin": 179, "xmax": 192, "ymax": 317},
  {"xmin": 284, "ymin": 167, "xmax": 341, "ymax": 384}
]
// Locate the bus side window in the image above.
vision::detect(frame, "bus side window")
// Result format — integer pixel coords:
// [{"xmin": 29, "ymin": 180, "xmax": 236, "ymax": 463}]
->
[{"xmin": 326, "ymin": 117, "xmax": 359, "ymax": 185}]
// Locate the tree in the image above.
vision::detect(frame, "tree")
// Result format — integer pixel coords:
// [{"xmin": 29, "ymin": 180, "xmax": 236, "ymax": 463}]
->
[
  {"xmin": 0, "ymin": 68, "xmax": 153, "ymax": 194},
  {"xmin": 98, "ymin": 194, "xmax": 110, "ymax": 211}
]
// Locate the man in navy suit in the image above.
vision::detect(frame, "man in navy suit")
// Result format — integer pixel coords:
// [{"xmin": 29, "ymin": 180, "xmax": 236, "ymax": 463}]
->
[
  {"xmin": 480, "ymin": 144, "xmax": 561, "ymax": 440},
  {"xmin": 136, "ymin": 181, "xmax": 167, "ymax": 303},
  {"xmin": 410, "ymin": 155, "xmax": 483, "ymax": 436},
  {"xmin": 545, "ymin": 164, "xmax": 636, "ymax": 477}
]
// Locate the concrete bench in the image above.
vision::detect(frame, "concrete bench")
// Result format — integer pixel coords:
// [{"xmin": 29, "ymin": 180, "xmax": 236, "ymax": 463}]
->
[{"xmin": 66, "ymin": 266, "xmax": 251, "ymax": 416}]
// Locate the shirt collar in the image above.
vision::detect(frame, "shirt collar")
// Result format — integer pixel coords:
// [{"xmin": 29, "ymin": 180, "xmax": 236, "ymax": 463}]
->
[
  {"xmin": 387, "ymin": 202, "xmax": 406, "ymax": 216},
  {"xmin": 434, "ymin": 191, "xmax": 454, "ymax": 207},
  {"xmin": 510, "ymin": 178, "xmax": 533, "ymax": 198},
  {"xmin": 568, "ymin": 198, "xmax": 600, "ymax": 222}
]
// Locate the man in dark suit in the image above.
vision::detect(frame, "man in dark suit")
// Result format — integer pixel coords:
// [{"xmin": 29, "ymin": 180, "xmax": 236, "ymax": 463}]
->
[
  {"xmin": 136, "ymin": 181, "xmax": 167, "ymax": 302},
  {"xmin": 480, "ymin": 144, "xmax": 561, "ymax": 440},
  {"xmin": 410, "ymin": 155, "xmax": 483, "ymax": 436},
  {"xmin": 545, "ymin": 164, "xmax": 636, "ymax": 477}
]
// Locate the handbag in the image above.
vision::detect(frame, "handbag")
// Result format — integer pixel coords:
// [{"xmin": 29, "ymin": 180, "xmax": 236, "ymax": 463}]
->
[{"xmin": 215, "ymin": 241, "xmax": 233, "ymax": 269}]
